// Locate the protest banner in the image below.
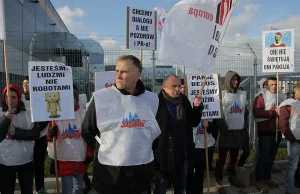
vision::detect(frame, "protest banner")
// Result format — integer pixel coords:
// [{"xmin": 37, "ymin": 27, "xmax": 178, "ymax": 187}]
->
[
  {"xmin": 262, "ymin": 29, "xmax": 295, "ymax": 73},
  {"xmin": 158, "ymin": 0, "xmax": 237, "ymax": 75},
  {"xmin": 126, "ymin": 7, "xmax": 157, "ymax": 51},
  {"xmin": 187, "ymin": 74, "xmax": 222, "ymax": 119},
  {"xmin": 94, "ymin": 71, "xmax": 115, "ymax": 91},
  {"xmin": 29, "ymin": 61, "xmax": 74, "ymax": 122}
]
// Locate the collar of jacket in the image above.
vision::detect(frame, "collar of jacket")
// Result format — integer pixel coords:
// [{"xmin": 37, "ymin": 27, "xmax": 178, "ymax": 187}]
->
[{"xmin": 114, "ymin": 79, "xmax": 145, "ymax": 96}]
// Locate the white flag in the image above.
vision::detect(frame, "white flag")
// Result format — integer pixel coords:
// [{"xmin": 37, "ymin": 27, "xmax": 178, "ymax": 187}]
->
[
  {"xmin": 0, "ymin": 0, "xmax": 6, "ymax": 40},
  {"xmin": 158, "ymin": 0, "xmax": 237, "ymax": 74},
  {"xmin": 154, "ymin": 6, "xmax": 168, "ymax": 36}
]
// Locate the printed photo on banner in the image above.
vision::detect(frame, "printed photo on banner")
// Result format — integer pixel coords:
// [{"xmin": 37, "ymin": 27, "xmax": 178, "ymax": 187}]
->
[
  {"xmin": 187, "ymin": 74, "xmax": 222, "ymax": 119},
  {"xmin": 29, "ymin": 61, "xmax": 74, "ymax": 122},
  {"xmin": 94, "ymin": 71, "xmax": 115, "ymax": 91},
  {"xmin": 262, "ymin": 29, "xmax": 294, "ymax": 73}
]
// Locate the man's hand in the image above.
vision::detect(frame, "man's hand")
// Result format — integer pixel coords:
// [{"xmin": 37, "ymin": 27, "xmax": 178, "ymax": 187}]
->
[
  {"xmin": 5, "ymin": 108, "xmax": 16, "ymax": 119},
  {"xmin": 194, "ymin": 95, "xmax": 203, "ymax": 107},
  {"xmin": 202, "ymin": 120, "xmax": 209, "ymax": 127}
]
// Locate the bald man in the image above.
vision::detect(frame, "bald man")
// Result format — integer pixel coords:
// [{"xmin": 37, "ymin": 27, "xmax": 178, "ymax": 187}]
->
[{"xmin": 153, "ymin": 74, "xmax": 203, "ymax": 194}]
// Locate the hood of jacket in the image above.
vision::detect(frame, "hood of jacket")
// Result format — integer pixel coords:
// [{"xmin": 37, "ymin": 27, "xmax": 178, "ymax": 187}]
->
[{"xmin": 224, "ymin": 71, "xmax": 240, "ymax": 93}]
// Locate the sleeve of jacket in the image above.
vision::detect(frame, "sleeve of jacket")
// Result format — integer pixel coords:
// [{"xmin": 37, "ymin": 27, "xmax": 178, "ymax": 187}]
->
[
  {"xmin": 253, "ymin": 94, "xmax": 277, "ymax": 118},
  {"xmin": 81, "ymin": 97, "xmax": 99, "ymax": 151},
  {"xmin": 0, "ymin": 115, "xmax": 11, "ymax": 142},
  {"xmin": 279, "ymin": 105, "xmax": 296, "ymax": 143},
  {"xmin": 12, "ymin": 123, "xmax": 40, "ymax": 140},
  {"xmin": 191, "ymin": 103, "xmax": 203, "ymax": 127}
]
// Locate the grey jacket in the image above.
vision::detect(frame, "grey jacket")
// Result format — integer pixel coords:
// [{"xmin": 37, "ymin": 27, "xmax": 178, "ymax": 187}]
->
[{"xmin": 217, "ymin": 71, "xmax": 249, "ymax": 147}]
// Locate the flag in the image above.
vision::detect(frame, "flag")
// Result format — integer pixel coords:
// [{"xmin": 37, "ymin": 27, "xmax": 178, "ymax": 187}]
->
[
  {"xmin": 154, "ymin": 6, "xmax": 168, "ymax": 36},
  {"xmin": 158, "ymin": 0, "xmax": 237, "ymax": 74},
  {"xmin": 0, "ymin": 0, "xmax": 6, "ymax": 40}
]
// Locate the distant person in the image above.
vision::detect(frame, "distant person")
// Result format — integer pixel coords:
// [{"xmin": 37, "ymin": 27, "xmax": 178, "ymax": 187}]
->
[
  {"xmin": 270, "ymin": 32, "xmax": 286, "ymax": 48},
  {"xmin": 180, "ymin": 85, "xmax": 185, "ymax": 95}
]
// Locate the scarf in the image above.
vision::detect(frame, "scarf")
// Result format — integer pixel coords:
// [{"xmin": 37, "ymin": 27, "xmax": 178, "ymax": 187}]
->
[{"xmin": 162, "ymin": 90, "xmax": 185, "ymax": 120}]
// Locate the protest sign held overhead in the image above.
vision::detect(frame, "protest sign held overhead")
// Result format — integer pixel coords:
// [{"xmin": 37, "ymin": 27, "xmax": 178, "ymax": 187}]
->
[
  {"xmin": 158, "ymin": 0, "xmax": 236, "ymax": 74},
  {"xmin": 126, "ymin": 7, "xmax": 157, "ymax": 50},
  {"xmin": 29, "ymin": 61, "xmax": 74, "ymax": 122},
  {"xmin": 262, "ymin": 29, "xmax": 295, "ymax": 73},
  {"xmin": 187, "ymin": 74, "xmax": 222, "ymax": 119},
  {"xmin": 94, "ymin": 71, "xmax": 115, "ymax": 91}
]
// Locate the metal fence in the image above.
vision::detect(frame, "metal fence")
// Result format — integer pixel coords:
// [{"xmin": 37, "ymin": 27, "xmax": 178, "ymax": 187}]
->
[{"xmin": 1, "ymin": 43, "xmax": 300, "ymax": 147}]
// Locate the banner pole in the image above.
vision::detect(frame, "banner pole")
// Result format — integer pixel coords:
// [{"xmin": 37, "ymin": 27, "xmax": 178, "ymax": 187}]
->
[
  {"xmin": 52, "ymin": 120, "xmax": 60, "ymax": 194},
  {"xmin": 198, "ymin": 76, "xmax": 210, "ymax": 194},
  {"xmin": 3, "ymin": 40, "xmax": 11, "ymax": 110}
]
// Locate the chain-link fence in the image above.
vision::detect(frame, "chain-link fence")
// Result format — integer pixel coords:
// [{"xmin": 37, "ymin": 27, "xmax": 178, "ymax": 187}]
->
[{"xmin": 1, "ymin": 41, "xmax": 300, "ymax": 147}]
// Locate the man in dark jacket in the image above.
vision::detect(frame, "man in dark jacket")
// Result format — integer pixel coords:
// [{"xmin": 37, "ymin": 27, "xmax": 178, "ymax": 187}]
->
[
  {"xmin": 253, "ymin": 77, "xmax": 286, "ymax": 193},
  {"xmin": 215, "ymin": 71, "xmax": 249, "ymax": 194},
  {"xmin": 153, "ymin": 74, "xmax": 203, "ymax": 194},
  {"xmin": 22, "ymin": 76, "xmax": 49, "ymax": 194},
  {"xmin": 82, "ymin": 55, "xmax": 161, "ymax": 194}
]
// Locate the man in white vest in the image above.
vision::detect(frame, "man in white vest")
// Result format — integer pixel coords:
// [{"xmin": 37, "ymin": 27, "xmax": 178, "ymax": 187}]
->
[
  {"xmin": 253, "ymin": 77, "xmax": 286, "ymax": 193},
  {"xmin": 82, "ymin": 55, "xmax": 161, "ymax": 194},
  {"xmin": 215, "ymin": 71, "xmax": 249, "ymax": 194},
  {"xmin": 278, "ymin": 82, "xmax": 300, "ymax": 194}
]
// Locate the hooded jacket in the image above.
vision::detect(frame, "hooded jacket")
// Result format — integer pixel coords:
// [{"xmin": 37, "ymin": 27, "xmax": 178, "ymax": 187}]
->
[
  {"xmin": 0, "ymin": 84, "xmax": 42, "ymax": 142},
  {"xmin": 217, "ymin": 71, "xmax": 249, "ymax": 147}
]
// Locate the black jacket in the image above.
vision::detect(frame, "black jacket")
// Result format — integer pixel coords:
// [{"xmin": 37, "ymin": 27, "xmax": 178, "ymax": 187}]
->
[
  {"xmin": 0, "ymin": 101, "xmax": 47, "ymax": 142},
  {"xmin": 81, "ymin": 80, "xmax": 155, "ymax": 194},
  {"xmin": 153, "ymin": 91, "xmax": 203, "ymax": 180}
]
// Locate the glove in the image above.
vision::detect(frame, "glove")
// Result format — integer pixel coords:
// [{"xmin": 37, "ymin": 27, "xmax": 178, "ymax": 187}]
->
[
  {"xmin": 49, "ymin": 126, "xmax": 58, "ymax": 138},
  {"xmin": 83, "ymin": 157, "xmax": 93, "ymax": 165}
]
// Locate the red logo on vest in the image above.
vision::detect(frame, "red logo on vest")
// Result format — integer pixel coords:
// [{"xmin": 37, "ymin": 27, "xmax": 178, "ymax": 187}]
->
[{"xmin": 121, "ymin": 112, "xmax": 145, "ymax": 129}]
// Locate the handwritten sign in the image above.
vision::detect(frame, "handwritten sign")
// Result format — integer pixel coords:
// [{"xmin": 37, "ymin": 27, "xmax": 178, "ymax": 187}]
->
[
  {"xmin": 187, "ymin": 74, "xmax": 221, "ymax": 119},
  {"xmin": 126, "ymin": 7, "xmax": 156, "ymax": 50},
  {"xmin": 29, "ymin": 61, "xmax": 74, "ymax": 122}
]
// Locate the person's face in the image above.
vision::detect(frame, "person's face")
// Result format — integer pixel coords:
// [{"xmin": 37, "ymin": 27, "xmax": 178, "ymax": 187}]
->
[
  {"xmin": 267, "ymin": 80, "xmax": 277, "ymax": 93},
  {"xmin": 23, "ymin": 80, "xmax": 29, "ymax": 93},
  {"xmin": 230, "ymin": 76, "xmax": 239, "ymax": 89},
  {"xmin": 180, "ymin": 86, "xmax": 185, "ymax": 95},
  {"xmin": 294, "ymin": 88, "xmax": 300, "ymax": 99},
  {"xmin": 115, "ymin": 59, "xmax": 141, "ymax": 93},
  {"xmin": 275, "ymin": 36, "xmax": 281, "ymax": 44},
  {"xmin": 5, "ymin": 90, "xmax": 18, "ymax": 108},
  {"xmin": 163, "ymin": 76, "xmax": 181, "ymax": 98}
]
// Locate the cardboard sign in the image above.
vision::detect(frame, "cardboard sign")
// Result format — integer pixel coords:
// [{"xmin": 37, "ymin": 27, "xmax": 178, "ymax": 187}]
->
[
  {"xmin": 29, "ymin": 61, "xmax": 74, "ymax": 122},
  {"xmin": 187, "ymin": 74, "xmax": 222, "ymax": 119},
  {"xmin": 126, "ymin": 7, "xmax": 157, "ymax": 50},
  {"xmin": 262, "ymin": 29, "xmax": 295, "ymax": 72},
  {"xmin": 94, "ymin": 71, "xmax": 115, "ymax": 91}
]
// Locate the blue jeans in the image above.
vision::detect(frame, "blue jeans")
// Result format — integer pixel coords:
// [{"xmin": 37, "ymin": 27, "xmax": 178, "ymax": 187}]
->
[
  {"xmin": 255, "ymin": 134, "xmax": 281, "ymax": 181},
  {"xmin": 61, "ymin": 173, "xmax": 84, "ymax": 194},
  {"xmin": 154, "ymin": 160, "xmax": 188, "ymax": 194},
  {"xmin": 285, "ymin": 141, "xmax": 300, "ymax": 193}
]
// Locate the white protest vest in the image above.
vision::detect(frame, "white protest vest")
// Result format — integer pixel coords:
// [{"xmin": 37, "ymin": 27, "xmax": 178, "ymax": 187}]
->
[
  {"xmin": 193, "ymin": 120, "xmax": 215, "ymax": 148},
  {"xmin": 222, "ymin": 90, "xmax": 246, "ymax": 130},
  {"xmin": 48, "ymin": 107, "xmax": 87, "ymax": 161},
  {"xmin": 94, "ymin": 86, "xmax": 161, "ymax": 166},
  {"xmin": 279, "ymin": 99, "xmax": 300, "ymax": 140},
  {"xmin": 21, "ymin": 94, "xmax": 48, "ymax": 138},
  {"xmin": 254, "ymin": 89, "xmax": 286, "ymax": 122},
  {"xmin": 0, "ymin": 110, "xmax": 34, "ymax": 166}
]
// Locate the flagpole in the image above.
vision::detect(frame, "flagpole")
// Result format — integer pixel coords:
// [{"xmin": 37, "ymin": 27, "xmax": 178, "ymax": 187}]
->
[
  {"xmin": 198, "ymin": 76, "xmax": 210, "ymax": 194},
  {"xmin": 3, "ymin": 40, "xmax": 11, "ymax": 110}
]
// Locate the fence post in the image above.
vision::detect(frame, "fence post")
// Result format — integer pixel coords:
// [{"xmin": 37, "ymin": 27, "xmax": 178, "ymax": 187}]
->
[{"xmin": 246, "ymin": 43, "xmax": 257, "ymax": 149}]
